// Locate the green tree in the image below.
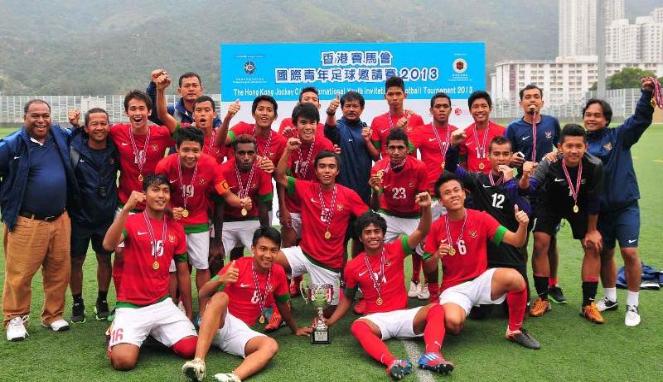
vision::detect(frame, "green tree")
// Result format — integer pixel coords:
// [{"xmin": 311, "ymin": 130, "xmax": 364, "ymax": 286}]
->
[{"xmin": 591, "ymin": 67, "xmax": 661, "ymax": 90}]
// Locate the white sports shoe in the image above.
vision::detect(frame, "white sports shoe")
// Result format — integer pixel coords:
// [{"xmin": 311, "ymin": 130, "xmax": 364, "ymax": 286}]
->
[
  {"xmin": 595, "ymin": 296, "xmax": 618, "ymax": 312},
  {"xmin": 182, "ymin": 358, "xmax": 206, "ymax": 382},
  {"xmin": 6, "ymin": 316, "xmax": 28, "ymax": 341},
  {"xmin": 417, "ymin": 283, "xmax": 430, "ymax": 300},
  {"xmin": 42, "ymin": 318, "xmax": 70, "ymax": 332},
  {"xmin": 407, "ymin": 281, "xmax": 421, "ymax": 298},
  {"xmin": 624, "ymin": 305, "xmax": 641, "ymax": 327},
  {"xmin": 214, "ymin": 372, "xmax": 241, "ymax": 382}
]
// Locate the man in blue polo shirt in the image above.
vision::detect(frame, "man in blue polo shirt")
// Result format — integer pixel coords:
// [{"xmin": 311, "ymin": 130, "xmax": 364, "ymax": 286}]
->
[
  {"xmin": 1, "ymin": 99, "xmax": 76, "ymax": 342},
  {"xmin": 67, "ymin": 107, "xmax": 119, "ymax": 323}
]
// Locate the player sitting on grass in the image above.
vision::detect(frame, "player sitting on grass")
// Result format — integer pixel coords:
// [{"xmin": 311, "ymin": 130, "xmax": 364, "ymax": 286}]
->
[{"xmin": 181, "ymin": 227, "xmax": 311, "ymax": 382}]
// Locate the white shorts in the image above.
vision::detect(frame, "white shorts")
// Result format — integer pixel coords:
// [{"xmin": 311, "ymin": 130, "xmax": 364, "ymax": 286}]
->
[
  {"xmin": 187, "ymin": 231, "xmax": 210, "ymax": 270},
  {"xmin": 212, "ymin": 310, "xmax": 265, "ymax": 358},
  {"xmin": 282, "ymin": 246, "xmax": 341, "ymax": 305},
  {"xmin": 439, "ymin": 268, "xmax": 505, "ymax": 315},
  {"xmin": 108, "ymin": 298, "xmax": 197, "ymax": 349},
  {"xmin": 362, "ymin": 307, "xmax": 423, "ymax": 340},
  {"xmin": 290, "ymin": 212, "xmax": 302, "ymax": 238},
  {"xmin": 222, "ymin": 220, "xmax": 259, "ymax": 253},
  {"xmin": 380, "ymin": 213, "xmax": 423, "ymax": 255}
]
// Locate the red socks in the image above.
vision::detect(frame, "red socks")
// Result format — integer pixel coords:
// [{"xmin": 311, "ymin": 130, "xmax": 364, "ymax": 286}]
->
[
  {"xmin": 506, "ymin": 288, "xmax": 527, "ymax": 331},
  {"xmin": 171, "ymin": 336, "xmax": 197, "ymax": 358},
  {"xmin": 350, "ymin": 320, "xmax": 395, "ymax": 366},
  {"xmin": 424, "ymin": 304, "xmax": 446, "ymax": 353},
  {"xmin": 548, "ymin": 277, "xmax": 558, "ymax": 288}
]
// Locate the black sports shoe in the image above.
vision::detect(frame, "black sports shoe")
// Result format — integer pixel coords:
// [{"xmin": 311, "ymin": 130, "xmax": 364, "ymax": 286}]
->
[
  {"xmin": 506, "ymin": 327, "xmax": 541, "ymax": 350},
  {"xmin": 548, "ymin": 286, "xmax": 567, "ymax": 304},
  {"xmin": 95, "ymin": 299, "xmax": 110, "ymax": 321},
  {"xmin": 71, "ymin": 301, "xmax": 86, "ymax": 323}
]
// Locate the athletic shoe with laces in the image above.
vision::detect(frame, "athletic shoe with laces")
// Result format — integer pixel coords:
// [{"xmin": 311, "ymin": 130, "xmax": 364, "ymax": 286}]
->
[
  {"xmin": 386, "ymin": 359, "xmax": 412, "ymax": 380},
  {"xmin": 182, "ymin": 357, "xmax": 206, "ymax": 382},
  {"xmin": 529, "ymin": 297, "xmax": 551, "ymax": 317},
  {"xmin": 596, "ymin": 297, "xmax": 618, "ymax": 312},
  {"xmin": 214, "ymin": 372, "xmax": 241, "ymax": 382},
  {"xmin": 624, "ymin": 305, "xmax": 641, "ymax": 327},
  {"xmin": 42, "ymin": 318, "xmax": 70, "ymax": 332},
  {"xmin": 407, "ymin": 281, "xmax": 420, "ymax": 298},
  {"xmin": 95, "ymin": 299, "xmax": 110, "ymax": 320},
  {"xmin": 417, "ymin": 352, "xmax": 454, "ymax": 374},
  {"xmin": 417, "ymin": 283, "xmax": 430, "ymax": 300},
  {"xmin": 581, "ymin": 303, "xmax": 605, "ymax": 324},
  {"xmin": 264, "ymin": 310, "xmax": 284, "ymax": 332},
  {"xmin": 71, "ymin": 301, "xmax": 86, "ymax": 323},
  {"xmin": 547, "ymin": 286, "xmax": 567, "ymax": 304},
  {"xmin": 353, "ymin": 299, "xmax": 367, "ymax": 315},
  {"xmin": 505, "ymin": 327, "xmax": 540, "ymax": 349},
  {"xmin": 6, "ymin": 316, "xmax": 29, "ymax": 341}
]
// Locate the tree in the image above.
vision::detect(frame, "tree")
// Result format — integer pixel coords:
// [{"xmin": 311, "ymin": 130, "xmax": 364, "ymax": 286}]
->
[{"xmin": 590, "ymin": 67, "xmax": 662, "ymax": 90}]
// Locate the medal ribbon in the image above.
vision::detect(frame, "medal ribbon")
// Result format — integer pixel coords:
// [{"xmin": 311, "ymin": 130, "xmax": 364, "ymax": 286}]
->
[
  {"xmin": 253, "ymin": 125, "xmax": 274, "ymax": 158},
  {"xmin": 488, "ymin": 170, "xmax": 504, "ymax": 186},
  {"xmin": 362, "ymin": 248, "xmax": 387, "ymax": 301},
  {"xmin": 128, "ymin": 127, "xmax": 151, "ymax": 176},
  {"xmin": 251, "ymin": 262, "xmax": 272, "ymax": 318},
  {"xmin": 235, "ymin": 162, "xmax": 257, "ymax": 199},
  {"xmin": 472, "ymin": 124, "xmax": 490, "ymax": 159},
  {"xmin": 296, "ymin": 140, "xmax": 316, "ymax": 178},
  {"xmin": 317, "ymin": 184, "xmax": 337, "ymax": 234},
  {"xmin": 648, "ymin": 77, "xmax": 663, "ymax": 108},
  {"xmin": 431, "ymin": 123, "xmax": 451, "ymax": 161},
  {"xmin": 561, "ymin": 158, "xmax": 583, "ymax": 208},
  {"xmin": 176, "ymin": 157, "xmax": 199, "ymax": 211},
  {"xmin": 531, "ymin": 118, "xmax": 538, "ymax": 162},
  {"xmin": 444, "ymin": 213, "xmax": 468, "ymax": 252},
  {"xmin": 142, "ymin": 211, "xmax": 167, "ymax": 265}
]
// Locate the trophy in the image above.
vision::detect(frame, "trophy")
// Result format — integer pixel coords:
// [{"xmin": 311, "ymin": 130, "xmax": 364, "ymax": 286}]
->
[{"xmin": 300, "ymin": 281, "xmax": 333, "ymax": 344}]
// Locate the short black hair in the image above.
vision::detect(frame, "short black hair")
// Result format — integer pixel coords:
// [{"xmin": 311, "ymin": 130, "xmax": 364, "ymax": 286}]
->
[
  {"xmin": 179, "ymin": 72, "xmax": 202, "ymax": 87},
  {"xmin": 354, "ymin": 211, "xmax": 387, "ymax": 238},
  {"xmin": 193, "ymin": 95, "xmax": 216, "ymax": 111},
  {"xmin": 488, "ymin": 136, "xmax": 512, "ymax": 153},
  {"xmin": 84, "ymin": 107, "xmax": 109, "ymax": 126},
  {"xmin": 252, "ymin": 95, "xmax": 278, "ymax": 115},
  {"xmin": 252, "ymin": 226, "xmax": 282, "ymax": 247},
  {"xmin": 143, "ymin": 173, "xmax": 170, "ymax": 191},
  {"xmin": 23, "ymin": 99, "xmax": 51, "ymax": 115},
  {"xmin": 298, "ymin": 87, "xmax": 319, "ymax": 103},
  {"xmin": 385, "ymin": 128, "xmax": 409, "ymax": 147},
  {"xmin": 468, "ymin": 90, "xmax": 492, "ymax": 109},
  {"xmin": 559, "ymin": 123, "xmax": 587, "ymax": 144},
  {"xmin": 582, "ymin": 99, "xmax": 612, "ymax": 127},
  {"xmin": 313, "ymin": 150, "xmax": 340, "ymax": 169},
  {"xmin": 385, "ymin": 76, "xmax": 405, "ymax": 92},
  {"xmin": 518, "ymin": 84, "xmax": 543, "ymax": 101},
  {"xmin": 232, "ymin": 133, "xmax": 257, "ymax": 152},
  {"xmin": 340, "ymin": 91, "xmax": 365, "ymax": 108},
  {"xmin": 430, "ymin": 92, "xmax": 451, "ymax": 108},
  {"xmin": 175, "ymin": 127, "xmax": 204, "ymax": 148},
  {"xmin": 124, "ymin": 90, "xmax": 153, "ymax": 112},
  {"xmin": 434, "ymin": 172, "xmax": 462, "ymax": 199},
  {"xmin": 292, "ymin": 103, "xmax": 320, "ymax": 125}
]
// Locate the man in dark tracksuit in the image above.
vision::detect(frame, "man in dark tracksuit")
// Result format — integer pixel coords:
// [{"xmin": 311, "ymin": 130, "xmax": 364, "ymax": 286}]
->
[{"xmin": 585, "ymin": 77, "xmax": 656, "ymax": 327}]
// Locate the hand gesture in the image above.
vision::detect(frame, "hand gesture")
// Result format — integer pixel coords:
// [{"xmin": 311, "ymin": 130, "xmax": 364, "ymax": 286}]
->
[
  {"xmin": 295, "ymin": 326, "xmax": 313, "ymax": 336},
  {"xmin": 286, "ymin": 137, "xmax": 302, "ymax": 152},
  {"xmin": 498, "ymin": 165, "xmax": 514, "ymax": 182},
  {"xmin": 368, "ymin": 173, "xmax": 382, "ymax": 192},
  {"xmin": 125, "ymin": 191, "xmax": 146, "ymax": 212},
  {"xmin": 583, "ymin": 230, "xmax": 603, "ymax": 253},
  {"xmin": 327, "ymin": 94, "xmax": 340, "ymax": 115},
  {"xmin": 543, "ymin": 151, "xmax": 561, "ymax": 163},
  {"xmin": 240, "ymin": 197, "xmax": 253, "ymax": 212},
  {"xmin": 436, "ymin": 239, "xmax": 453, "ymax": 258},
  {"xmin": 226, "ymin": 99, "xmax": 240, "ymax": 119},
  {"xmin": 68, "ymin": 109, "xmax": 81, "ymax": 127},
  {"xmin": 361, "ymin": 126, "xmax": 372, "ymax": 141},
  {"xmin": 396, "ymin": 115, "xmax": 408, "ymax": 129},
  {"xmin": 510, "ymin": 152, "xmax": 525, "ymax": 167},
  {"xmin": 220, "ymin": 260, "xmax": 239, "ymax": 284},
  {"xmin": 514, "ymin": 204, "xmax": 529, "ymax": 225},
  {"xmin": 154, "ymin": 71, "xmax": 171, "ymax": 91},
  {"xmin": 450, "ymin": 129, "xmax": 466, "ymax": 146},
  {"xmin": 522, "ymin": 161, "xmax": 538, "ymax": 176},
  {"xmin": 415, "ymin": 192, "xmax": 432, "ymax": 208},
  {"xmin": 333, "ymin": 144, "xmax": 342, "ymax": 155},
  {"xmin": 172, "ymin": 207, "xmax": 185, "ymax": 220},
  {"xmin": 257, "ymin": 156, "xmax": 274, "ymax": 173}
]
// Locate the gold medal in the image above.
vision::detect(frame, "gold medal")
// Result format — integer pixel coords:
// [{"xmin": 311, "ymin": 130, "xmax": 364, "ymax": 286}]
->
[
  {"xmin": 324, "ymin": 230, "xmax": 331, "ymax": 240},
  {"xmin": 478, "ymin": 162, "xmax": 485, "ymax": 170},
  {"xmin": 152, "ymin": 260, "xmax": 159, "ymax": 270},
  {"xmin": 573, "ymin": 204, "xmax": 579, "ymax": 214},
  {"xmin": 181, "ymin": 209, "xmax": 189, "ymax": 218},
  {"xmin": 138, "ymin": 174, "xmax": 144, "ymax": 182},
  {"xmin": 376, "ymin": 297, "xmax": 383, "ymax": 306},
  {"xmin": 259, "ymin": 314, "xmax": 265, "ymax": 324},
  {"xmin": 241, "ymin": 208, "xmax": 248, "ymax": 216},
  {"xmin": 449, "ymin": 247, "xmax": 456, "ymax": 256},
  {"xmin": 376, "ymin": 170, "xmax": 384, "ymax": 179}
]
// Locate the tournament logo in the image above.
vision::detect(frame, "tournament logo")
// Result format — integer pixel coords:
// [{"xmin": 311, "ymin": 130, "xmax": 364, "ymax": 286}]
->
[
  {"xmin": 244, "ymin": 61, "xmax": 256, "ymax": 75},
  {"xmin": 452, "ymin": 58, "xmax": 468, "ymax": 74},
  {"xmin": 454, "ymin": 107, "xmax": 462, "ymax": 116}
]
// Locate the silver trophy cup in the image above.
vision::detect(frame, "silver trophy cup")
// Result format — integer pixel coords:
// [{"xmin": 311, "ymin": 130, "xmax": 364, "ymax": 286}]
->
[{"xmin": 300, "ymin": 282, "xmax": 333, "ymax": 344}]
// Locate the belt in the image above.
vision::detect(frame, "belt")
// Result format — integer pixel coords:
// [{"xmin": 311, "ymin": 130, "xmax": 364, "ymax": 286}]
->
[{"xmin": 19, "ymin": 210, "xmax": 64, "ymax": 222}]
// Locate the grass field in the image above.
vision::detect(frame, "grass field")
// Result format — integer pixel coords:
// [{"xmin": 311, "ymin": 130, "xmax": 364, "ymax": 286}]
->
[{"xmin": 1, "ymin": 124, "xmax": 663, "ymax": 381}]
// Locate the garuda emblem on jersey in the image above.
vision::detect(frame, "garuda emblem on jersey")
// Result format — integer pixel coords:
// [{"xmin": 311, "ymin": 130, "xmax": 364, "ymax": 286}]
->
[
  {"xmin": 469, "ymin": 230, "xmax": 478, "ymax": 239},
  {"xmin": 168, "ymin": 233, "xmax": 177, "ymax": 243},
  {"xmin": 545, "ymin": 131, "xmax": 553, "ymax": 139},
  {"xmin": 603, "ymin": 142, "xmax": 613, "ymax": 152}
]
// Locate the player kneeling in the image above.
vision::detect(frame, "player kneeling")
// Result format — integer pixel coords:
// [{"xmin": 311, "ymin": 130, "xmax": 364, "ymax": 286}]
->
[
  {"xmin": 102, "ymin": 175, "xmax": 197, "ymax": 371},
  {"xmin": 182, "ymin": 227, "xmax": 311, "ymax": 382},
  {"xmin": 423, "ymin": 174, "xmax": 540, "ymax": 354}
]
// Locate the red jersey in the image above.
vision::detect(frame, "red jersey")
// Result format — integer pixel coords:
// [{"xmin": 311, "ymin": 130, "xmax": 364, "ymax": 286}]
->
[
  {"xmin": 285, "ymin": 136, "xmax": 335, "ymax": 214},
  {"xmin": 286, "ymin": 178, "xmax": 368, "ymax": 270},
  {"xmin": 228, "ymin": 122, "xmax": 286, "ymax": 164},
  {"xmin": 370, "ymin": 156, "xmax": 428, "ymax": 217},
  {"xmin": 203, "ymin": 129, "xmax": 227, "ymax": 163},
  {"xmin": 460, "ymin": 121, "xmax": 505, "ymax": 174},
  {"xmin": 116, "ymin": 213, "xmax": 187, "ymax": 306},
  {"xmin": 370, "ymin": 111, "xmax": 424, "ymax": 158},
  {"xmin": 424, "ymin": 209, "xmax": 505, "ymax": 290},
  {"xmin": 110, "ymin": 123, "xmax": 172, "ymax": 205},
  {"xmin": 344, "ymin": 237, "xmax": 412, "ymax": 314},
  {"xmin": 409, "ymin": 123, "xmax": 458, "ymax": 193},
  {"xmin": 220, "ymin": 159, "xmax": 273, "ymax": 220},
  {"xmin": 278, "ymin": 118, "xmax": 325, "ymax": 140},
  {"xmin": 217, "ymin": 257, "xmax": 289, "ymax": 327},
  {"xmin": 155, "ymin": 153, "xmax": 230, "ymax": 230}
]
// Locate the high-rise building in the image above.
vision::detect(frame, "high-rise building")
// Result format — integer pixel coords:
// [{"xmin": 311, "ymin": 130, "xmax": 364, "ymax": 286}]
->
[
  {"xmin": 605, "ymin": 9, "xmax": 663, "ymax": 63},
  {"xmin": 558, "ymin": 0, "xmax": 624, "ymax": 58}
]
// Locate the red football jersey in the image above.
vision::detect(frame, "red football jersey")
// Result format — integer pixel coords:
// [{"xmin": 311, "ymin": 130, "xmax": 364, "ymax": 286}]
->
[
  {"xmin": 203, "ymin": 129, "xmax": 227, "ymax": 163},
  {"xmin": 344, "ymin": 237, "xmax": 412, "ymax": 314},
  {"xmin": 370, "ymin": 156, "xmax": 428, "ymax": 216},
  {"xmin": 285, "ymin": 136, "xmax": 335, "ymax": 214},
  {"xmin": 278, "ymin": 118, "xmax": 325, "ymax": 140},
  {"xmin": 424, "ymin": 209, "xmax": 504, "ymax": 290},
  {"xmin": 286, "ymin": 178, "xmax": 368, "ymax": 270},
  {"xmin": 115, "ymin": 213, "xmax": 187, "ymax": 306},
  {"xmin": 218, "ymin": 257, "xmax": 289, "ymax": 327},
  {"xmin": 461, "ymin": 121, "xmax": 505, "ymax": 174},
  {"xmin": 110, "ymin": 123, "xmax": 172, "ymax": 205},
  {"xmin": 370, "ymin": 111, "xmax": 424, "ymax": 158},
  {"xmin": 155, "ymin": 153, "xmax": 230, "ymax": 227},
  {"xmin": 228, "ymin": 122, "xmax": 286, "ymax": 165},
  {"xmin": 220, "ymin": 159, "xmax": 273, "ymax": 220},
  {"xmin": 409, "ymin": 123, "xmax": 458, "ymax": 193}
]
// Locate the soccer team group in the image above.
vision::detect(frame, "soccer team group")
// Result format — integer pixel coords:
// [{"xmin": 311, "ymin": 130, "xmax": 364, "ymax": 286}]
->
[{"xmin": 1, "ymin": 69, "xmax": 659, "ymax": 381}]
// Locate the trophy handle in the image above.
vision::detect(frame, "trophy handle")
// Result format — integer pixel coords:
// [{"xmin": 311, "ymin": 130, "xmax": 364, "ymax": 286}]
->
[{"xmin": 300, "ymin": 281, "xmax": 310, "ymax": 303}]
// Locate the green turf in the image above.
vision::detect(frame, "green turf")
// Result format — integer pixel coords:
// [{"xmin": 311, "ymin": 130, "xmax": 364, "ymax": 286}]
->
[{"xmin": 1, "ymin": 125, "xmax": 663, "ymax": 381}]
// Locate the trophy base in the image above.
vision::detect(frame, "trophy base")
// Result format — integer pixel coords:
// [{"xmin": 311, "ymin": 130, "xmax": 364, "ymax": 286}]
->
[{"xmin": 311, "ymin": 328, "xmax": 331, "ymax": 344}]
